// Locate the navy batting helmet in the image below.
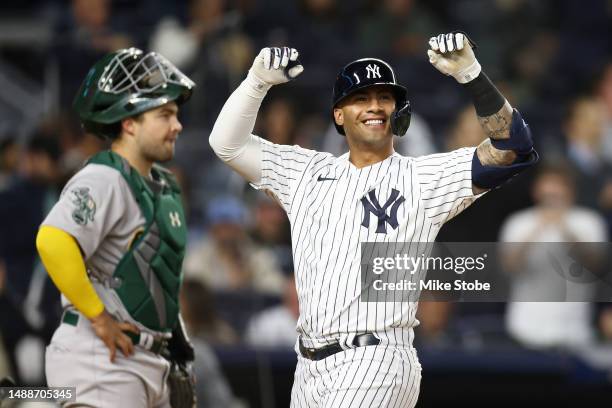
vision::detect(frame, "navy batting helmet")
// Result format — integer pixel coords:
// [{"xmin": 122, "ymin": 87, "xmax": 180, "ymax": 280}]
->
[{"xmin": 332, "ymin": 58, "xmax": 411, "ymax": 136}]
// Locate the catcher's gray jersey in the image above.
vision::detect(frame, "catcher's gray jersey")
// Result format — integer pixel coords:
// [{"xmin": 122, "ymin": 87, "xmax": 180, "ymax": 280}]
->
[
  {"xmin": 253, "ymin": 139, "xmax": 482, "ymax": 347},
  {"xmin": 42, "ymin": 164, "xmax": 164, "ymax": 335}
]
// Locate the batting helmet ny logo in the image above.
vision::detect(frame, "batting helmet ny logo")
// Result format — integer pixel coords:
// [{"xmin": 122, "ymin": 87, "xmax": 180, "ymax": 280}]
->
[
  {"xmin": 361, "ymin": 188, "xmax": 405, "ymax": 233},
  {"xmin": 366, "ymin": 63, "xmax": 381, "ymax": 79}
]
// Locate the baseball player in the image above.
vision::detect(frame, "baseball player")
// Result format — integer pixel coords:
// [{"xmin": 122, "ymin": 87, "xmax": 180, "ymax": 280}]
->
[
  {"xmin": 36, "ymin": 48, "xmax": 197, "ymax": 407},
  {"xmin": 209, "ymin": 32, "xmax": 538, "ymax": 407}
]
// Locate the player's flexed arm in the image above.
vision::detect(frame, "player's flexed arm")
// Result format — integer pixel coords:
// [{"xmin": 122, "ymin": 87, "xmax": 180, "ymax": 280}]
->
[
  {"xmin": 209, "ymin": 47, "xmax": 304, "ymax": 183},
  {"xmin": 428, "ymin": 32, "xmax": 538, "ymax": 194}
]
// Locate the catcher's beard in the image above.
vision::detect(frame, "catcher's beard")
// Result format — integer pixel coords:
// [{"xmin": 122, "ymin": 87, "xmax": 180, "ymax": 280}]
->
[{"xmin": 140, "ymin": 139, "xmax": 175, "ymax": 164}]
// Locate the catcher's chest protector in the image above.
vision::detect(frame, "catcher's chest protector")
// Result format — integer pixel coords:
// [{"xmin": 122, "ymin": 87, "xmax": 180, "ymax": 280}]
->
[{"xmin": 87, "ymin": 151, "xmax": 187, "ymax": 332}]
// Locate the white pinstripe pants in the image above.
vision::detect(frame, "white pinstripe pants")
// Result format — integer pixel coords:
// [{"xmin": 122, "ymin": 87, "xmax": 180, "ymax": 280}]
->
[{"xmin": 290, "ymin": 345, "xmax": 421, "ymax": 408}]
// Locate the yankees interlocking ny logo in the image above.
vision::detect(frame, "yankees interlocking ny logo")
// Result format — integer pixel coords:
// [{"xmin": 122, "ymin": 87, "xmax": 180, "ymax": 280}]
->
[
  {"xmin": 169, "ymin": 211, "xmax": 182, "ymax": 228},
  {"xmin": 361, "ymin": 188, "xmax": 405, "ymax": 233},
  {"xmin": 366, "ymin": 64, "xmax": 381, "ymax": 79}
]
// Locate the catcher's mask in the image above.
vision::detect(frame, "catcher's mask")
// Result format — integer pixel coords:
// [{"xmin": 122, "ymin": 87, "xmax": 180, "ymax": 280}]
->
[
  {"xmin": 332, "ymin": 58, "xmax": 411, "ymax": 137},
  {"xmin": 73, "ymin": 48, "xmax": 195, "ymax": 139}
]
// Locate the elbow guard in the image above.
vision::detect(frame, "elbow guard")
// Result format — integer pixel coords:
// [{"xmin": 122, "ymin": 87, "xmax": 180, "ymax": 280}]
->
[
  {"xmin": 472, "ymin": 149, "xmax": 539, "ymax": 190},
  {"xmin": 472, "ymin": 108, "xmax": 538, "ymax": 189},
  {"xmin": 490, "ymin": 109, "xmax": 534, "ymax": 156}
]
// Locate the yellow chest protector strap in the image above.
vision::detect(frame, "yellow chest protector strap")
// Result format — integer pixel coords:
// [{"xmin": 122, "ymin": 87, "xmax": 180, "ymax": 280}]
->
[{"xmin": 36, "ymin": 225, "xmax": 104, "ymax": 319}]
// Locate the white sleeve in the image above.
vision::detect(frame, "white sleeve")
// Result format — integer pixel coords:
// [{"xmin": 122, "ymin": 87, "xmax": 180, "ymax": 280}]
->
[
  {"xmin": 209, "ymin": 75, "xmax": 320, "ymax": 213},
  {"xmin": 415, "ymin": 147, "xmax": 483, "ymax": 224},
  {"xmin": 209, "ymin": 77, "xmax": 268, "ymax": 184}
]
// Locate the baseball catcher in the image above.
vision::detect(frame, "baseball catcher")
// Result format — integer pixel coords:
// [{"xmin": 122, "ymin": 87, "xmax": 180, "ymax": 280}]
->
[{"xmin": 37, "ymin": 48, "xmax": 196, "ymax": 407}]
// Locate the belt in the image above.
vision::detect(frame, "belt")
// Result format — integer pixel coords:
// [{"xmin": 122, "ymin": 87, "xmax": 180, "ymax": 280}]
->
[
  {"xmin": 62, "ymin": 310, "xmax": 168, "ymax": 355},
  {"xmin": 299, "ymin": 333, "xmax": 381, "ymax": 361}
]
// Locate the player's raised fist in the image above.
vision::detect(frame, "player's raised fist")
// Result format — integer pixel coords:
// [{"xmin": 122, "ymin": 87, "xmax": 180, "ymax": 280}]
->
[
  {"xmin": 249, "ymin": 47, "xmax": 304, "ymax": 87},
  {"xmin": 427, "ymin": 32, "xmax": 481, "ymax": 84}
]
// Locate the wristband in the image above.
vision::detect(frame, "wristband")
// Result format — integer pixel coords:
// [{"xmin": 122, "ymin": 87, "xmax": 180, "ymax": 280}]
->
[
  {"xmin": 244, "ymin": 71, "xmax": 272, "ymax": 98},
  {"xmin": 462, "ymin": 72, "xmax": 505, "ymax": 116},
  {"xmin": 454, "ymin": 59, "xmax": 481, "ymax": 84}
]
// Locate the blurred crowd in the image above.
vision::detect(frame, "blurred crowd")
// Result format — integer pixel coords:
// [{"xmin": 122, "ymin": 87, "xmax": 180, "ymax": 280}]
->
[{"xmin": 1, "ymin": 0, "xmax": 612, "ymax": 404}]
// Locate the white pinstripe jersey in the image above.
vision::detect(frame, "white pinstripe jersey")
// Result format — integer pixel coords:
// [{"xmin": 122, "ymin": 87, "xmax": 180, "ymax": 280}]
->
[{"xmin": 253, "ymin": 138, "xmax": 482, "ymax": 345}]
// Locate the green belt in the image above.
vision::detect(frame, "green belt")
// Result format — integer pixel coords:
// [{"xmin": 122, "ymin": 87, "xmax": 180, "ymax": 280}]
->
[{"xmin": 62, "ymin": 310, "xmax": 168, "ymax": 355}]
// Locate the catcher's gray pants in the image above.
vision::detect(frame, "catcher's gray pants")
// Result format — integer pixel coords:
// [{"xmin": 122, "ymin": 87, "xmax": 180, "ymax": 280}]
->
[
  {"xmin": 46, "ymin": 314, "xmax": 171, "ymax": 407},
  {"xmin": 290, "ymin": 344, "xmax": 421, "ymax": 408}
]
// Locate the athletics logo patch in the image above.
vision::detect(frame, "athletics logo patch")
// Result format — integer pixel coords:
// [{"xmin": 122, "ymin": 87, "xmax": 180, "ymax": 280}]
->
[
  {"xmin": 361, "ymin": 188, "xmax": 405, "ymax": 233},
  {"xmin": 70, "ymin": 187, "xmax": 96, "ymax": 225}
]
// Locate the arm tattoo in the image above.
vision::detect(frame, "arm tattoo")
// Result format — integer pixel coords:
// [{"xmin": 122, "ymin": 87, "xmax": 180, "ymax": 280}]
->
[
  {"xmin": 477, "ymin": 100, "xmax": 513, "ymax": 140},
  {"xmin": 476, "ymin": 139, "xmax": 516, "ymax": 166},
  {"xmin": 476, "ymin": 99, "xmax": 516, "ymax": 166}
]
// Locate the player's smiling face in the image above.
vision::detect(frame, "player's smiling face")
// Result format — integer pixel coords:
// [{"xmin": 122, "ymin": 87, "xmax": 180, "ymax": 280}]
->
[
  {"xmin": 133, "ymin": 102, "xmax": 183, "ymax": 163},
  {"xmin": 334, "ymin": 85, "xmax": 396, "ymax": 147}
]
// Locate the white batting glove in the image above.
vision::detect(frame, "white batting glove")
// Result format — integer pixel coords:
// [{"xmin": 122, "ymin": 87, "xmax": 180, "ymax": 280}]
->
[
  {"xmin": 427, "ymin": 32, "xmax": 481, "ymax": 84},
  {"xmin": 247, "ymin": 47, "xmax": 304, "ymax": 91}
]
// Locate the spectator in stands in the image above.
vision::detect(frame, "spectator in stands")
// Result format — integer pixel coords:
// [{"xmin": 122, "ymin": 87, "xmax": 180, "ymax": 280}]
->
[
  {"xmin": 257, "ymin": 95, "xmax": 298, "ymax": 146},
  {"xmin": 500, "ymin": 162, "xmax": 607, "ymax": 349},
  {"xmin": 358, "ymin": 0, "xmax": 440, "ymax": 58},
  {"xmin": 150, "ymin": 0, "xmax": 254, "ymax": 128},
  {"xmin": 563, "ymin": 96, "xmax": 611, "ymax": 208},
  {"xmin": 54, "ymin": 0, "xmax": 134, "ymax": 105},
  {"xmin": 256, "ymin": 91, "xmax": 324, "ymax": 151},
  {"xmin": 245, "ymin": 277, "xmax": 299, "ymax": 348},
  {"xmin": 180, "ymin": 279, "xmax": 238, "ymax": 346},
  {"xmin": 548, "ymin": 0, "xmax": 610, "ymax": 98},
  {"xmin": 0, "ymin": 261, "xmax": 14, "ymax": 381},
  {"xmin": 285, "ymin": 0, "xmax": 356, "ymax": 104},
  {"xmin": 184, "ymin": 196, "xmax": 285, "ymax": 295},
  {"xmin": 68, "ymin": 0, "xmax": 131, "ymax": 53},
  {"xmin": 0, "ymin": 135, "xmax": 64, "ymax": 384},
  {"xmin": 249, "ymin": 195, "xmax": 293, "ymax": 275},
  {"xmin": 180, "ymin": 279, "xmax": 240, "ymax": 407},
  {"xmin": 34, "ymin": 111, "xmax": 101, "ymax": 181},
  {"xmin": 599, "ymin": 307, "xmax": 612, "ymax": 342},
  {"xmin": 445, "ymin": 105, "xmax": 487, "ymax": 150},
  {"xmin": 508, "ymin": 31, "xmax": 559, "ymax": 107},
  {"xmin": 0, "ymin": 138, "xmax": 19, "ymax": 191},
  {"xmin": 150, "ymin": 0, "xmax": 239, "ymax": 70},
  {"xmin": 414, "ymin": 300, "xmax": 454, "ymax": 346},
  {"xmin": 292, "ymin": 0, "xmax": 353, "ymax": 64},
  {"xmin": 596, "ymin": 62, "xmax": 612, "ymax": 165},
  {"xmin": 0, "ymin": 135, "xmax": 63, "ymax": 304}
]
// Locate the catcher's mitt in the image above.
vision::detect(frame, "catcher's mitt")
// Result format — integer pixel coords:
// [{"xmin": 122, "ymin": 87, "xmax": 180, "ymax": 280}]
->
[{"xmin": 167, "ymin": 361, "xmax": 196, "ymax": 408}]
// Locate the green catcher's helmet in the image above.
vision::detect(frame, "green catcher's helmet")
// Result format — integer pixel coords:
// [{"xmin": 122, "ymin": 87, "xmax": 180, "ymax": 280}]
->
[{"xmin": 73, "ymin": 47, "xmax": 195, "ymax": 139}]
